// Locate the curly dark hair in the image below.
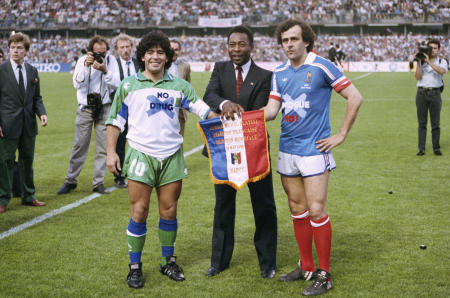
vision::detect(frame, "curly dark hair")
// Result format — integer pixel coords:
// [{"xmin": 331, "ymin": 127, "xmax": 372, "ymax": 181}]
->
[
  {"xmin": 276, "ymin": 19, "xmax": 316, "ymax": 53},
  {"xmin": 136, "ymin": 31, "xmax": 174, "ymax": 71},
  {"xmin": 427, "ymin": 38, "xmax": 440, "ymax": 49}
]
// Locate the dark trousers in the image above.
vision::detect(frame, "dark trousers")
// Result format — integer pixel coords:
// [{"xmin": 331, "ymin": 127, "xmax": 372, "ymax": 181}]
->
[
  {"xmin": 416, "ymin": 88, "xmax": 442, "ymax": 151},
  {"xmin": 210, "ymin": 171, "xmax": 277, "ymax": 272},
  {"xmin": 12, "ymin": 159, "xmax": 22, "ymax": 196},
  {"xmin": 0, "ymin": 134, "xmax": 36, "ymax": 206},
  {"xmin": 114, "ymin": 125, "xmax": 127, "ymax": 182}
]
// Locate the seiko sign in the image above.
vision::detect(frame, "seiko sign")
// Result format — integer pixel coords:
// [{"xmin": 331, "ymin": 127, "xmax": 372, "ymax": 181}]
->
[{"xmin": 31, "ymin": 63, "xmax": 71, "ymax": 72}]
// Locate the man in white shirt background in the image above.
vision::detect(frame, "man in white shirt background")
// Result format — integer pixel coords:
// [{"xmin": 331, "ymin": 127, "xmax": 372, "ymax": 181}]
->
[{"xmin": 111, "ymin": 33, "xmax": 138, "ymax": 188}]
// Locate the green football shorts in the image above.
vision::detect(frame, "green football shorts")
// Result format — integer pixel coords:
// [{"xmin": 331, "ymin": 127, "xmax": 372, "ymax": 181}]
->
[{"xmin": 123, "ymin": 147, "xmax": 187, "ymax": 187}]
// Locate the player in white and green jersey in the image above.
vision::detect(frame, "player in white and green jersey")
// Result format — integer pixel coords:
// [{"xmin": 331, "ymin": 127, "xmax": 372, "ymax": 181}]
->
[{"xmin": 105, "ymin": 31, "xmax": 216, "ymax": 289}]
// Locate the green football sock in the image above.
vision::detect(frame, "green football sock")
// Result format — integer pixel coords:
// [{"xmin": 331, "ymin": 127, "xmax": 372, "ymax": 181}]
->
[
  {"xmin": 127, "ymin": 219, "xmax": 147, "ymax": 263},
  {"xmin": 159, "ymin": 218, "xmax": 178, "ymax": 265}
]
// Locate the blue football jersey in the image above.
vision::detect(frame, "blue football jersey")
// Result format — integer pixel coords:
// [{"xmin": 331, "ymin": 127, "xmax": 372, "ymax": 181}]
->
[{"xmin": 269, "ymin": 52, "xmax": 351, "ymax": 156}]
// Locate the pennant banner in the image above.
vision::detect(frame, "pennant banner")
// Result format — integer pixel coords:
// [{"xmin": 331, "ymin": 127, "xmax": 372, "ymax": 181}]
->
[{"xmin": 197, "ymin": 110, "xmax": 270, "ymax": 190}]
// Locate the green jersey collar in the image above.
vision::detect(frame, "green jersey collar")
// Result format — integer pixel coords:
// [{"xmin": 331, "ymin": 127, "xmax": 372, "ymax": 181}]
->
[{"xmin": 137, "ymin": 70, "xmax": 174, "ymax": 84}]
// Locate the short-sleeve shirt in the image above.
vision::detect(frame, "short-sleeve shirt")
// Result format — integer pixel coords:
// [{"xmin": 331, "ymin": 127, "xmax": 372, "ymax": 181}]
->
[
  {"xmin": 106, "ymin": 71, "xmax": 211, "ymax": 159},
  {"xmin": 269, "ymin": 52, "xmax": 351, "ymax": 156},
  {"xmin": 416, "ymin": 58, "xmax": 448, "ymax": 88}
]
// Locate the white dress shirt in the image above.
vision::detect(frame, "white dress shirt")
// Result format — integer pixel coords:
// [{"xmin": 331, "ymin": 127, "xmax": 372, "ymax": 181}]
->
[
  {"xmin": 119, "ymin": 57, "xmax": 137, "ymax": 78},
  {"xmin": 10, "ymin": 58, "xmax": 27, "ymax": 89},
  {"xmin": 168, "ymin": 60, "xmax": 179, "ymax": 78},
  {"xmin": 219, "ymin": 59, "xmax": 252, "ymax": 111},
  {"xmin": 233, "ymin": 59, "xmax": 251, "ymax": 81}
]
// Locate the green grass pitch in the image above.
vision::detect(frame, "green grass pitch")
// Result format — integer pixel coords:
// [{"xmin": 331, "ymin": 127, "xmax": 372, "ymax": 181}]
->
[{"xmin": 0, "ymin": 71, "xmax": 449, "ymax": 297}]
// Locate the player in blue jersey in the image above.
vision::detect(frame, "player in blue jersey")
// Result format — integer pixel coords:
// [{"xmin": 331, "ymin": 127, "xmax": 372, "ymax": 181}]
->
[
  {"xmin": 105, "ymin": 31, "xmax": 216, "ymax": 289},
  {"xmin": 263, "ymin": 19, "xmax": 362, "ymax": 296}
]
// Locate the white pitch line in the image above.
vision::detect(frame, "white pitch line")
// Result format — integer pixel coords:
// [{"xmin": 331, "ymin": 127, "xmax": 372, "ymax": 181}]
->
[
  {"xmin": 0, "ymin": 71, "xmax": 387, "ymax": 240},
  {"xmin": 352, "ymin": 72, "xmax": 374, "ymax": 81},
  {"xmin": 0, "ymin": 144, "xmax": 205, "ymax": 240}
]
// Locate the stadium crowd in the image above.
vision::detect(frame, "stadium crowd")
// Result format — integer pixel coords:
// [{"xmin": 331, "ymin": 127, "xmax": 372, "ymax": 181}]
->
[
  {"xmin": 0, "ymin": 0, "xmax": 449, "ymax": 28},
  {"xmin": 0, "ymin": 33, "xmax": 448, "ymax": 64}
]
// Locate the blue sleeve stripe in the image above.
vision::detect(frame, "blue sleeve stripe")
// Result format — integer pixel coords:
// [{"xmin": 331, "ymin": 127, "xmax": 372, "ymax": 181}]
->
[
  {"xmin": 181, "ymin": 96, "xmax": 191, "ymax": 110},
  {"xmin": 118, "ymin": 102, "xmax": 128, "ymax": 119}
]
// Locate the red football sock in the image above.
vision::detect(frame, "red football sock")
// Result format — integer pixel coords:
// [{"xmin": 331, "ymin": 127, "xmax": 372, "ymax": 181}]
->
[
  {"xmin": 292, "ymin": 211, "xmax": 315, "ymax": 272},
  {"xmin": 311, "ymin": 214, "xmax": 332, "ymax": 273}
]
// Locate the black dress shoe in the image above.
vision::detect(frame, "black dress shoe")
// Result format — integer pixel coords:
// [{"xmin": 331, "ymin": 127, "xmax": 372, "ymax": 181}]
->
[
  {"xmin": 434, "ymin": 149, "xmax": 442, "ymax": 156},
  {"xmin": 416, "ymin": 150, "xmax": 425, "ymax": 156},
  {"xmin": 206, "ymin": 267, "xmax": 221, "ymax": 277},
  {"xmin": 22, "ymin": 200, "xmax": 46, "ymax": 207},
  {"xmin": 57, "ymin": 182, "xmax": 77, "ymax": 195},
  {"xmin": 93, "ymin": 184, "xmax": 110, "ymax": 194},
  {"xmin": 261, "ymin": 269, "xmax": 276, "ymax": 279}
]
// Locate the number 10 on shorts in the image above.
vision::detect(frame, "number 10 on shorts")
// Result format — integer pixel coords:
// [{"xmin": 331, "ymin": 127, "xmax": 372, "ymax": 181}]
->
[{"xmin": 129, "ymin": 159, "xmax": 146, "ymax": 176}]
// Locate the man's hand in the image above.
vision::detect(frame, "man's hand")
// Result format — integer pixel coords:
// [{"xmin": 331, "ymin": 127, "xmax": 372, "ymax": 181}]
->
[
  {"xmin": 221, "ymin": 101, "xmax": 244, "ymax": 120},
  {"xmin": 0, "ymin": 126, "xmax": 3, "ymax": 138},
  {"xmin": 423, "ymin": 53, "xmax": 430, "ymax": 64},
  {"xmin": 93, "ymin": 58, "xmax": 107, "ymax": 74},
  {"xmin": 106, "ymin": 151, "xmax": 121, "ymax": 176},
  {"xmin": 40, "ymin": 115, "xmax": 48, "ymax": 127},
  {"xmin": 315, "ymin": 133, "xmax": 346, "ymax": 153},
  {"xmin": 85, "ymin": 52, "xmax": 95, "ymax": 67}
]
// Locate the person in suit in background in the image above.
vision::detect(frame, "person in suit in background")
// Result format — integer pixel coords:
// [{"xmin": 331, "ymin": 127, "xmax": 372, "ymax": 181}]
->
[
  {"xmin": 0, "ymin": 47, "xmax": 21, "ymax": 198},
  {"xmin": 335, "ymin": 44, "xmax": 346, "ymax": 69},
  {"xmin": 328, "ymin": 42, "xmax": 336, "ymax": 64},
  {"xmin": 0, "ymin": 32, "xmax": 48, "ymax": 213},
  {"xmin": 112, "ymin": 33, "xmax": 138, "ymax": 189},
  {"xmin": 203, "ymin": 25, "xmax": 277, "ymax": 279},
  {"xmin": 169, "ymin": 39, "xmax": 191, "ymax": 138}
]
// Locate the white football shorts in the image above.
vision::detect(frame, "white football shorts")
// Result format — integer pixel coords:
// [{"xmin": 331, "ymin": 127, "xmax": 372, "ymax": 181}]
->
[{"xmin": 277, "ymin": 151, "xmax": 336, "ymax": 177}]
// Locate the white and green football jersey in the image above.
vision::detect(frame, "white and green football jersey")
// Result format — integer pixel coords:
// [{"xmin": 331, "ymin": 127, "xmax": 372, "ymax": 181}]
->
[{"xmin": 106, "ymin": 71, "xmax": 211, "ymax": 159}]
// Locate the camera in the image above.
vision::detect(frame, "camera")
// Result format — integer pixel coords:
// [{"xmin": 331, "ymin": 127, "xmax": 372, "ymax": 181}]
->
[
  {"xmin": 414, "ymin": 41, "xmax": 432, "ymax": 62},
  {"xmin": 93, "ymin": 52, "xmax": 105, "ymax": 63},
  {"xmin": 87, "ymin": 92, "xmax": 103, "ymax": 120}
]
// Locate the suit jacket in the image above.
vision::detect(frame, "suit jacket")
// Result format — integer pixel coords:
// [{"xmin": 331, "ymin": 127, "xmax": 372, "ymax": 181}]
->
[
  {"xmin": 328, "ymin": 46, "xmax": 337, "ymax": 62},
  {"xmin": 177, "ymin": 59, "xmax": 191, "ymax": 82},
  {"xmin": 0, "ymin": 60, "xmax": 46, "ymax": 139},
  {"xmin": 204, "ymin": 60, "xmax": 272, "ymax": 113}
]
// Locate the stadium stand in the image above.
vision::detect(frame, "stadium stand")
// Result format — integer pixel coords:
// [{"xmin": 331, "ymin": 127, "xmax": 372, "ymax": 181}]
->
[
  {"xmin": 0, "ymin": 1, "xmax": 448, "ymax": 63},
  {"xmin": 0, "ymin": 33, "xmax": 448, "ymax": 63},
  {"xmin": 0, "ymin": 0, "xmax": 448, "ymax": 28}
]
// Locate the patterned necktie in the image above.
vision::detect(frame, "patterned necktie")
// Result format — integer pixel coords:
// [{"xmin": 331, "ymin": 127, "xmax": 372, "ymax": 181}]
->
[
  {"xmin": 126, "ymin": 61, "xmax": 131, "ymax": 77},
  {"xmin": 18, "ymin": 64, "xmax": 25, "ymax": 98},
  {"xmin": 236, "ymin": 66, "xmax": 243, "ymax": 98}
]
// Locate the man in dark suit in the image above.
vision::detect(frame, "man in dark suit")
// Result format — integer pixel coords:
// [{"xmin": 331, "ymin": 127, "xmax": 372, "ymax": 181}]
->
[
  {"xmin": 203, "ymin": 25, "xmax": 277, "ymax": 279},
  {"xmin": 328, "ymin": 42, "xmax": 336, "ymax": 64},
  {"xmin": 0, "ymin": 32, "xmax": 48, "ymax": 213}
]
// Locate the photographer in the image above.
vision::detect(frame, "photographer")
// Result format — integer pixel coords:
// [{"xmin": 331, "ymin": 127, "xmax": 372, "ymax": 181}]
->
[
  {"xmin": 57, "ymin": 35, "xmax": 119, "ymax": 195},
  {"xmin": 414, "ymin": 39, "xmax": 447, "ymax": 156}
]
